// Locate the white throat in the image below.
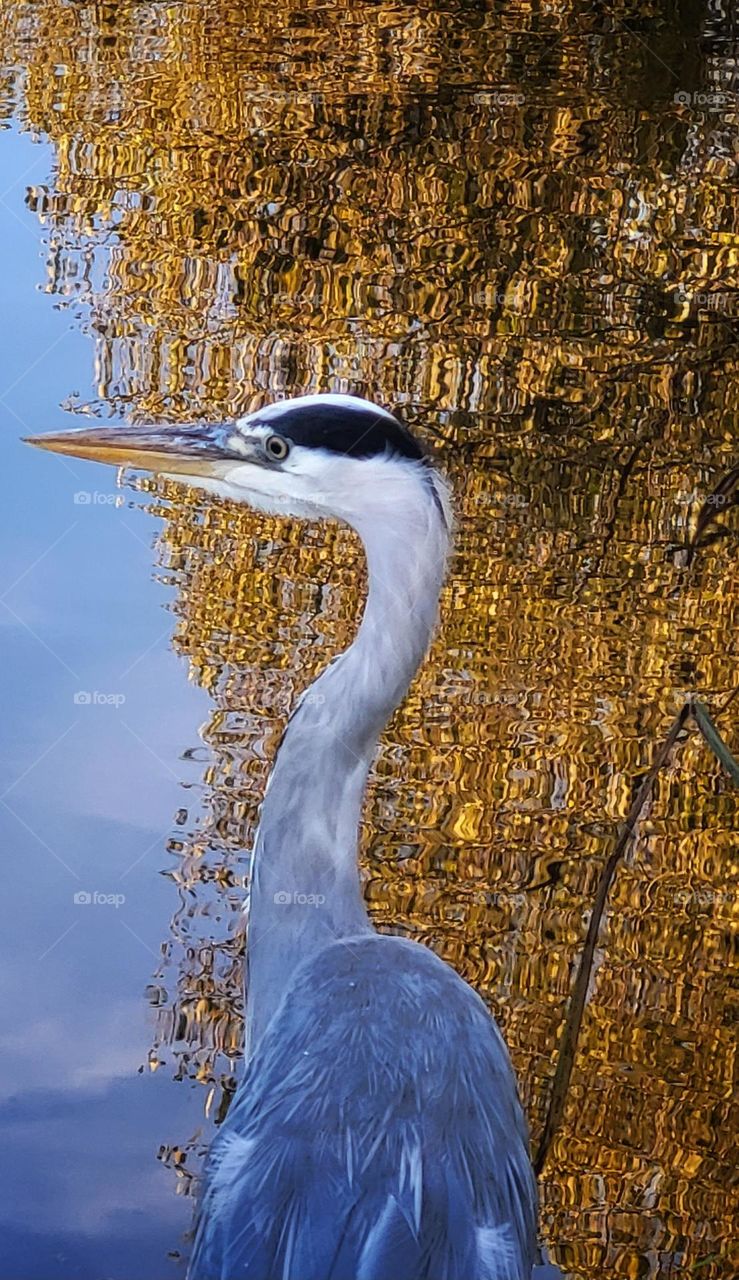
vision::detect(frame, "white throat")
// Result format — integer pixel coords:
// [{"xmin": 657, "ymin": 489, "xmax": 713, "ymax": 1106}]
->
[{"xmin": 243, "ymin": 460, "xmax": 451, "ymax": 1052}]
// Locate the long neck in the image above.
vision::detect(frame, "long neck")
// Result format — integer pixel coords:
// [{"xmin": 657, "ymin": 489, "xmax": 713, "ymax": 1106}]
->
[{"xmin": 244, "ymin": 470, "xmax": 449, "ymax": 1052}]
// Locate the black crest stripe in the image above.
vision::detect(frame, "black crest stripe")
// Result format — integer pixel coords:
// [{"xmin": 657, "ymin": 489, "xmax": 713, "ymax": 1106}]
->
[{"xmin": 255, "ymin": 403, "xmax": 426, "ymax": 461}]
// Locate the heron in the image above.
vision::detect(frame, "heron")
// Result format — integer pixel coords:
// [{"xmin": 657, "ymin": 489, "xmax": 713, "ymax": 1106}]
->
[{"xmin": 28, "ymin": 394, "xmax": 545, "ymax": 1280}]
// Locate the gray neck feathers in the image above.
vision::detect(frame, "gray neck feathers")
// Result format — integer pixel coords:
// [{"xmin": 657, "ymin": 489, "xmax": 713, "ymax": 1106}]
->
[{"xmin": 244, "ymin": 466, "xmax": 450, "ymax": 1052}]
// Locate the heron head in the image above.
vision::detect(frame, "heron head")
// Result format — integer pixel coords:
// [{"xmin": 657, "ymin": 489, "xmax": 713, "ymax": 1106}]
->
[{"xmin": 26, "ymin": 393, "xmax": 449, "ymax": 531}]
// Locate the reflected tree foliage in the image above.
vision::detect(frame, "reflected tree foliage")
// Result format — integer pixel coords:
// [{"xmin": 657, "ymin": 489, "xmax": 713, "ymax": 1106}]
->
[{"xmin": 1, "ymin": 1, "xmax": 738, "ymax": 1275}]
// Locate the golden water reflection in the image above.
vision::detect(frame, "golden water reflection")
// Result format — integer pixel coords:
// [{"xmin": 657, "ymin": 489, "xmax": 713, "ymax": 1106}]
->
[{"xmin": 2, "ymin": 1, "xmax": 739, "ymax": 1276}]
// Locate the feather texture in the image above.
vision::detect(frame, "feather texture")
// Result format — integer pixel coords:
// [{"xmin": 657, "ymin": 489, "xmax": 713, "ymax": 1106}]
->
[
  {"xmin": 179, "ymin": 400, "xmax": 538, "ymax": 1279},
  {"xmin": 189, "ymin": 935, "xmax": 537, "ymax": 1280}
]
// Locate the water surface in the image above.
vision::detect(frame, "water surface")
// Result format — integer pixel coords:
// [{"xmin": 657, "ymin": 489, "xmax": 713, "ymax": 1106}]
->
[{"xmin": 0, "ymin": 4, "xmax": 738, "ymax": 1278}]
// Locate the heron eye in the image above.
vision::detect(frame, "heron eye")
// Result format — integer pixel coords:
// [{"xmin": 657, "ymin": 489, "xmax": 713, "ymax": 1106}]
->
[{"xmin": 264, "ymin": 433, "xmax": 290, "ymax": 462}]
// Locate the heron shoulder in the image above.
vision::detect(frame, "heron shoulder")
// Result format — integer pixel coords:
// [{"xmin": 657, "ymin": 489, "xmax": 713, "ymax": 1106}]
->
[
  {"xmin": 192, "ymin": 933, "xmax": 537, "ymax": 1280},
  {"xmin": 235, "ymin": 931, "xmax": 527, "ymax": 1143},
  {"xmin": 266, "ymin": 932, "xmax": 501, "ymax": 1047}
]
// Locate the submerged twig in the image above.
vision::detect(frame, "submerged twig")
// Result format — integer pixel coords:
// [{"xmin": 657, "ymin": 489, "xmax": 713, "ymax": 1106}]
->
[
  {"xmin": 536, "ymin": 691, "xmax": 738, "ymax": 1175},
  {"xmin": 685, "ymin": 463, "xmax": 739, "ymax": 564},
  {"xmin": 691, "ymin": 698, "xmax": 739, "ymax": 785},
  {"xmin": 535, "ymin": 702, "xmax": 692, "ymax": 1176},
  {"xmin": 716, "ymin": 685, "xmax": 739, "ymax": 716}
]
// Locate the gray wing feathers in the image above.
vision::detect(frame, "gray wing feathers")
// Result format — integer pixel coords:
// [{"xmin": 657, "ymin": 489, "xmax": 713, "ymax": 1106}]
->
[
  {"xmin": 356, "ymin": 1196, "xmax": 421, "ymax": 1279},
  {"xmin": 189, "ymin": 935, "xmax": 537, "ymax": 1280}
]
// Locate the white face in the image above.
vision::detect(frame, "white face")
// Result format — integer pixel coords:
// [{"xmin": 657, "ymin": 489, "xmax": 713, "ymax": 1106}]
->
[
  {"xmin": 177, "ymin": 426, "xmax": 439, "ymax": 530},
  {"xmin": 161, "ymin": 394, "xmax": 446, "ymax": 530},
  {"xmin": 28, "ymin": 392, "xmax": 451, "ymax": 533},
  {"xmin": 176, "ymin": 420, "xmax": 353, "ymax": 519}
]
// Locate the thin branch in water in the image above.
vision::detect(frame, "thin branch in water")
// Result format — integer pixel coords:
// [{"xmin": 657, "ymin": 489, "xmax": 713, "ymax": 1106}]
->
[
  {"xmin": 716, "ymin": 685, "xmax": 739, "ymax": 716},
  {"xmin": 534, "ymin": 703, "xmax": 692, "ymax": 1176},
  {"xmin": 535, "ymin": 694, "xmax": 738, "ymax": 1177},
  {"xmin": 691, "ymin": 698, "xmax": 739, "ymax": 785},
  {"xmin": 685, "ymin": 463, "xmax": 739, "ymax": 565}
]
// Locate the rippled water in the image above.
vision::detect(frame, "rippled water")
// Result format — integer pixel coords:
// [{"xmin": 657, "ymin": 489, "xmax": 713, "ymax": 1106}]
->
[{"xmin": 0, "ymin": 3, "xmax": 738, "ymax": 1278}]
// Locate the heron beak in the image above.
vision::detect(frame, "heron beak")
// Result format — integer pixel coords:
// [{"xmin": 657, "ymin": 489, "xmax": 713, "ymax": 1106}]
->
[{"xmin": 24, "ymin": 422, "xmax": 244, "ymax": 477}]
